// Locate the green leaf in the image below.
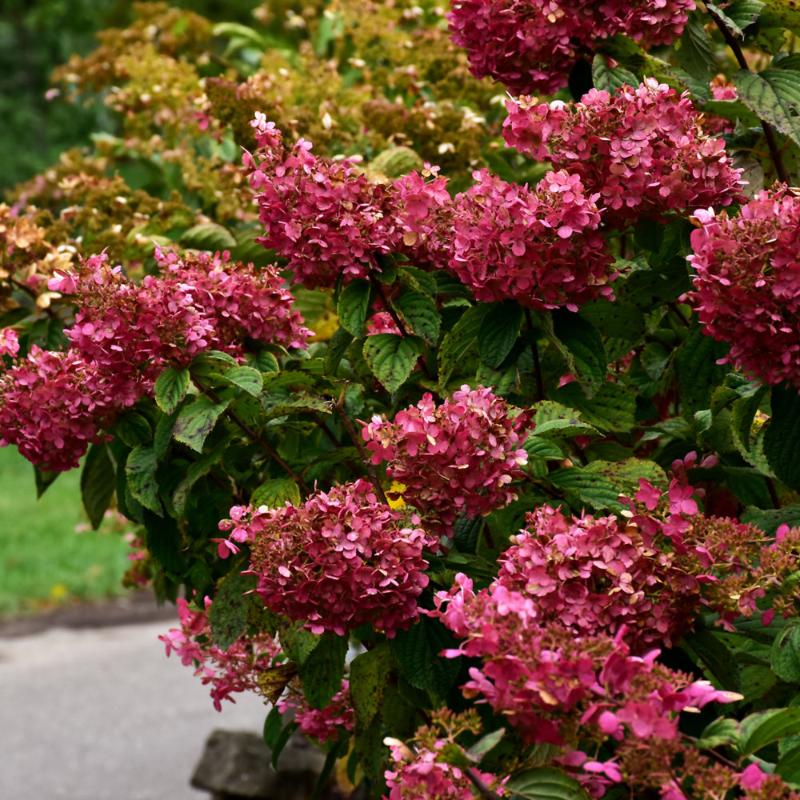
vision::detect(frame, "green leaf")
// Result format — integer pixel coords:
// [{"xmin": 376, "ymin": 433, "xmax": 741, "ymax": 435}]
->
[
  {"xmin": 81, "ymin": 443, "xmax": 116, "ymax": 529},
  {"xmin": 764, "ymin": 385, "xmax": 800, "ymax": 489},
  {"xmin": 579, "ymin": 300, "xmax": 645, "ymax": 342},
  {"xmin": 251, "ymin": 477, "xmax": 301, "ymax": 508},
  {"xmin": 677, "ymin": 13, "xmax": 715, "ymax": 78},
  {"xmin": 299, "ymin": 633, "xmax": 349, "ymax": 710},
  {"xmin": 549, "ymin": 311, "xmax": 606, "ymax": 394},
  {"xmin": 740, "ymin": 708, "xmax": 800, "ymax": 755},
  {"xmin": 363, "ymin": 334, "xmax": 423, "ymax": 392},
  {"xmin": 142, "ymin": 508, "xmax": 184, "ymax": 574},
  {"xmin": 549, "ymin": 466, "xmax": 624, "ymax": 512},
  {"xmin": 180, "ymin": 222, "xmax": 237, "ymax": 251},
  {"xmin": 349, "ymin": 643, "xmax": 393, "ymax": 729},
  {"xmin": 736, "ymin": 67, "xmax": 800, "ymax": 147},
  {"xmin": 477, "ymin": 302, "xmax": 523, "ymax": 369},
  {"xmin": 742, "ymin": 504, "xmax": 800, "ymax": 534},
  {"xmin": 507, "ymin": 767, "xmax": 590, "ymax": 799},
  {"xmin": 337, "ymin": 279, "xmax": 372, "ymax": 337},
  {"xmin": 777, "ymin": 743, "xmax": 800, "ymax": 786},
  {"xmin": 113, "ymin": 411, "xmax": 153, "ymax": 448},
  {"xmin": 675, "ymin": 326, "xmax": 728, "ymax": 418},
  {"xmin": 592, "ymin": 53, "xmax": 639, "ymax": 92},
  {"xmin": 325, "ymin": 327, "xmax": 354, "ymax": 374},
  {"xmin": 393, "ymin": 290, "xmax": 441, "ymax": 344},
  {"xmin": 762, "ymin": 0, "xmax": 800, "ymax": 32},
  {"xmin": 467, "ymin": 729, "xmax": 506, "ymax": 762},
  {"xmin": 154, "ymin": 367, "xmax": 190, "ymax": 415},
  {"xmin": 533, "ymin": 401, "xmax": 599, "ymax": 439},
  {"xmin": 772, "ymin": 625, "xmax": 800, "ymax": 683},
  {"xmin": 209, "ymin": 572, "xmax": 258, "ymax": 649},
  {"xmin": 556, "ymin": 382, "xmax": 637, "ymax": 433},
  {"xmin": 438, "ymin": 305, "xmax": 487, "ymax": 388},
  {"xmin": 725, "ymin": 0, "xmax": 765, "ymax": 31},
  {"xmin": 223, "ymin": 365, "xmax": 263, "ymax": 397},
  {"xmin": 696, "ymin": 718, "xmax": 741, "ymax": 750},
  {"xmin": 390, "ymin": 617, "xmax": 462, "ymax": 699},
  {"xmin": 682, "ymin": 629, "xmax": 742, "ymax": 691},
  {"xmin": 173, "ymin": 395, "xmax": 230, "ymax": 453},
  {"xmin": 125, "ymin": 446, "xmax": 162, "ymax": 515},
  {"xmin": 34, "ymin": 467, "xmax": 60, "ymax": 499},
  {"xmin": 172, "ymin": 449, "xmax": 224, "ymax": 515}
]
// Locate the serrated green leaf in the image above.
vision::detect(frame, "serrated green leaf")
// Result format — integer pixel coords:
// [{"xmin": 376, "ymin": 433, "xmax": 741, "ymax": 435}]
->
[
  {"xmin": 740, "ymin": 708, "xmax": 800, "ymax": 755},
  {"xmin": 399, "ymin": 266, "xmax": 437, "ymax": 297},
  {"xmin": 154, "ymin": 366, "xmax": 190, "ymax": 415},
  {"xmin": 549, "ymin": 311, "xmax": 606, "ymax": 394},
  {"xmin": 172, "ymin": 448, "xmax": 224, "ymax": 515},
  {"xmin": 772, "ymin": 625, "xmax": 800, "ymax": 683},
  {"xmin": 762, "ymin": 0, "xmax": 800, "ymax": 31},
  {"xmin": 224, "ymin": 365, "xmax": 263, "ymax": 397},
  {"xmin": 209, "ymin": 571, "xmax": 258, "ymax": 649},
  {"xmin": 173, "ymin": 395, "xmax": 230, "ymax": 453},
  {"xmin": 726, "ymin": 0, "xmax": 766, "ymax": 31},
  {"xmin": 300, "ymin": 633, "xmax": 348, "ymax": 710},
  {"xmin": 325, "ymin": 327, "xmax": 354, "ymax": 374},
  {"xmin": 390, "ymin": 617, "xmax": 461, "ymax": 699},
  {"xmin": 696, "ymin": 717, "xmax": 741, "ymax": 750},
  {"xmin": 557, "ymin": 382, "xmax": 637, "ymax": 433},
  {"xmin": 438, "ymin": 304, "xmax": 487, "ymax": 388},
  {"xmin": 736, "ymin": 67, "xmax": 800, "ymax": 147},
  {"xmin": 592, "ymin": 53, "xmax": 639, "ymax": 92},
  {"xmin": 393, "ymin": 290, "xmax": 441, "ymax": 344},
  {"xmin": 741, "ymin": 504, "xmax": 800, "ymax": 534},
  {"xmin": 677, "ymin": 13, "xmax": 716, "ymax": 77},
  {"xmin": 478, "ymin": 302, "xmax": 523, "ymax": 369},
  {"xmin": 507, "ymin": 767, "xmax": 590, "ymax": 799},
  {"xmin": 765, "ymin": 385, "xmax": 800, "ymax": 489},
  {"xmin": 363, "ymin": 334, "xmax": 422, "ymax": 392},
  {"xmin": 81, "ymin": 443, "xmax": 116, "ymax": 529},
  {"xmin": 251, "ymin": 477, "xmax": 301, "ymax": 508},
  {"xmin": 125, "ymin": 446, "xmax": 162, "ymax": 515},
  {"xmin": 350, "ymin": 643, "xmax": 393, "ymax": 729},
  {"xmin": 337, "ymin": 279, "xmax": 372, "ymax": 337},
  {"xmin": 180, "ymin": 222, "xmax": 237, "ymax": 251}
]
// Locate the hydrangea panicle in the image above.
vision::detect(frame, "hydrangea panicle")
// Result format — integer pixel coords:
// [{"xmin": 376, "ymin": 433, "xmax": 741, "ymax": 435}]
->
[
  {"xmin": 219, "ymin": 479, "xmax": 431, "ymax": 636},
  {"xmin": 503, "ymin": 81, "xmax": 743, "ymax": 225},
  {"xmin": 448, "ymin": 0, "xmax": 695, "ymax": 94},
  {"xmin": 362, "ymin": 386, "xmax": 532, "ymax": 532},
  {"xmin": 688, "ymin": 188, "xmax": 800, "ymax": 388},
  {"xmin": 160, "ymin": 597, "xmax": 280, "ymax": 711},
  {"xmin": 449, "ymin": 169, "xmax": 614, "ymax": 310}
]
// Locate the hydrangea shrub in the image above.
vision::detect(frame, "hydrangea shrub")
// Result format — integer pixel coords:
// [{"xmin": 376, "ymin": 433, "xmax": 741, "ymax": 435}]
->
[{"xmin": 6, "ymin": 0, "xmax": 800, "ymax": 797}]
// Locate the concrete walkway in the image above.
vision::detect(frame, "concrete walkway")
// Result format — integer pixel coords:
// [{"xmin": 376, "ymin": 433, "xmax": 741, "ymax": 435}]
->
[{"xmin": 0, "ymin": 621, "xmax": 270, "ymax": 800}]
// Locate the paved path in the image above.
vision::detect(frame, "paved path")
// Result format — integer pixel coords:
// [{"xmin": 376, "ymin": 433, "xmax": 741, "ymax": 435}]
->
[{"xmin": 0, "ymin": 621, "xmax": 269, "ymax": 800}]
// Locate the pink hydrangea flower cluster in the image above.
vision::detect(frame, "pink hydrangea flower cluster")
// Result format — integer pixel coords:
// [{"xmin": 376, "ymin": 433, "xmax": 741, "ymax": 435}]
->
[
  {"xmin": 0, "ymin": 328, "xmax": 19, "ymax": 358},
  {"xmin": 218, "ymin": 479, "xmax": 432, "ymax": 636},
  {"xmin": 160, "ymin": 597, "xmax": 280, "ymax": 711},
  {"xmin": 0, "ymin": 347, "xmax": 124, "ymax": 471},
  {"xmin": 0, "ymin": 247, "xmax": 309, "ymax": 471},
  {"xmin": 448, "ymin": 0, "xmax": 695, "ymax": 94},
  {"xmin": 53, "ymin": 249, "xmax": 309, "ymax": 386},
  {"xmin": 362, "ymin": 386, "xmax": 532, "ymax": 533},
  {"xmin": 503, "ymin": 81, "xmax": 744, "ymax": 226},
  {"xmin": 246, "ymin": 113, "xmax": 399, "ymax": 289},
  {"xmin": 385, "ymin": 741, "xmax": 506, "ymax": 799},
  {"xmin": 687, "ymin": 188, "xmax": 800, "ymax": 388},
  {"xmin": 432, "ymin": 574, "xmax": 738, "ymax": 746},
  {"xmin": 449, "ymin": 169, "xmax": 614, "ymax": 309},
  {"xmin": 498, "ymin": 505, "xmax": 699, "ymax": 648},
  {"xmin": 277, "ymin": 680, "xmax": 354, "ymax": 742}
]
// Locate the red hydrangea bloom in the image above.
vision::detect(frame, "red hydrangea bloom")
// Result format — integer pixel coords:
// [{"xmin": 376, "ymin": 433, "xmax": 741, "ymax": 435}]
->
[
  {"xmin": 277, "ymin": 680, "xmax": 354, "ymax": 742},
  {"xmin": 0, "ymin": 347, "xmax": 127, "ymax": 471},
  {"xmin": 52, "ymin": 249, "xmax": 309, "ymax": 388},
  {"xmin": 366, "ymin": 311, "xmax": 402, "ymax": 336},
  {"xmin": 219, "ymin": 479, "xmax": 431, "ymax": 636},
  {"xmin": 449, "ymin": 169, "xmax": 613, "ymax": 310},
  {"xmin": 498, "ymin": 506, "xmax": 700, "ymax": 647},
  {"xmin": 448, "ymin": 0, "xmax": 694, "ymax": 95},
  {"xmin": 503, "ymin": 81, "xmax": 744, "ymax": 226},
  {"xmin": 160, "ymin": 597, "xmax": 280, "ymax": 711},
  {"xmin": 432, "ymin": 574, "xmax": 738, "ymax": 745},
  {"xmin": 0, "ymin": 328, "xmax": 19, "ymax": 358},
  {"xmin": 362, "ymin": 386, "xmax": 533, "ymax": 533},
  {"xmin": 246, "ymin": 113, "xmax": 398, "ymax": 289},
  {"xmin": 687, "ymin": 189, "xmax": 800, "ymax": 388},
  {"xmin": 385, "ymin": 741, "xmax": 506, "ymax": 799}
]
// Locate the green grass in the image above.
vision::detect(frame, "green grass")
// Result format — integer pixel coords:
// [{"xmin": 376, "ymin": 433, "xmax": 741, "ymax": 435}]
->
[{"xmin": 0, "ymin": 447, "xmax": 131, "ymax": 616}]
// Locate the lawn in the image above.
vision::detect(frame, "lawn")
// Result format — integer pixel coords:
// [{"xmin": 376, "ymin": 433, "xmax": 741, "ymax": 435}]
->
[{"xmin": 0, "ymin": 447, "xmax": 131, "ymax": 615}]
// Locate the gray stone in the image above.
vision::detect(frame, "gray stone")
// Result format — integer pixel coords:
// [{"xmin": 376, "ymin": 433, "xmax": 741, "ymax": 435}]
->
[{"xmin": 191, "ymin": 729, "xmax": 328, "ymax": 799}]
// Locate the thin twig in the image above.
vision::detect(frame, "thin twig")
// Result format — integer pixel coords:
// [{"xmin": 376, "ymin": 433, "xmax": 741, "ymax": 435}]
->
[
  {"xmin": 465, "ymin": 767, "xmax": 504, "ymax": 800},
  {"xmin": 334, "ymin": 391, "xmax": 389, "ymax": 505},
  {"xmin": 194, "ymin": 377, "xmax": 310, "ymax": 494},
  {"xmin": 525, "ymin": 309, "xmax": 545, "ymax": 402},
  {"xmin": 706, "ymin": 5, "xmax": 790, "ymax": 183}
]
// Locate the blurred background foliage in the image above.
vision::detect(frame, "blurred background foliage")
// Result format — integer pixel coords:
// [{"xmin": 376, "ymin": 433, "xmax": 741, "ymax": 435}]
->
[{"xmin": 0, "ymin": 0, "xmax": 262, "ymax": 189}]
